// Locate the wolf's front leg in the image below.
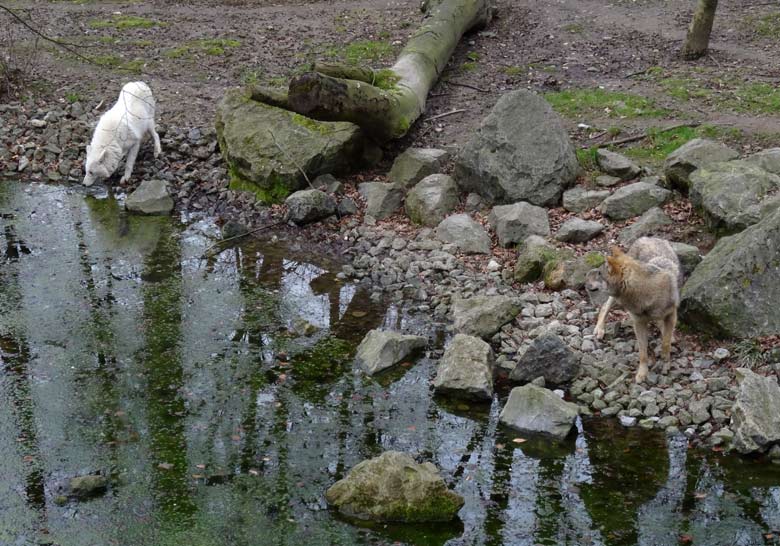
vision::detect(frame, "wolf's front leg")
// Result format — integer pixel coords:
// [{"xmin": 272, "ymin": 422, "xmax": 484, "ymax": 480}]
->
[
  {"xmin": 120, "ymin": 141, "xmax": 140, "ymax": 184},
  {"xmin": 151, "ymin": 125, "xmax": 162, "ymax": 158},
  {"xmin": 594, "ymin": 296, "xmax": 614, "ymax": 340},
  {"xmin": 633, "ymin": 316, "xmax": 651, "ymax": 383},
  {"xmin": 659, "ymin": 308, "xmax": 677, "ymax": 375}
]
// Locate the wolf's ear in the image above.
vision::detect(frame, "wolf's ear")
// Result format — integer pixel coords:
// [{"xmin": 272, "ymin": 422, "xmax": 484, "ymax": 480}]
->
[
  {"xmin": 606, "ymin": 255, "xmax": 621, "ymax": 275},
  {"xmin": 98, "ymin": 148, "xmax": 107, "ymax": 163},
  {"xmin": 609, "ymin": 245, "xmax": 624, "ymax": 256}
]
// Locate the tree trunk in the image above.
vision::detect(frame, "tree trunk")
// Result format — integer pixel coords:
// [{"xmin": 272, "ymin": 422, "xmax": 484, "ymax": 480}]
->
[
  {"xmin": 286, "ymin": 0, "xmax": 491, "ymax": 142},
  {"xmin": 681, "ymin": 0, "xmax": 718, "ymax": 60}
]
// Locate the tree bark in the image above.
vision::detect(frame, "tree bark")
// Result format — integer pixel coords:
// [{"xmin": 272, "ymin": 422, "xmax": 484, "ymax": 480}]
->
[
  {"xmin": 681, "ymin": 0, "xmax": 718, "ymax": 60},
  {"xmin": 286, "ymin": 0, "xmax": 491, "ymax": 142}
]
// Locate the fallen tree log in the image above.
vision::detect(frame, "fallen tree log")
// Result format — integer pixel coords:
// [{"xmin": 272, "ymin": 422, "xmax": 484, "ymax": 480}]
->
[{"xmin": 286, "ymin": 0, "xmax": 492, "ymax": 142}]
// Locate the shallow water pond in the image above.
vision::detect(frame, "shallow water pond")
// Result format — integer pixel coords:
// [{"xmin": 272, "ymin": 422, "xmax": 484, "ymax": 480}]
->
[{"xmin": 1, "ymin": 181, "xmax": 779, "ymax": 546}]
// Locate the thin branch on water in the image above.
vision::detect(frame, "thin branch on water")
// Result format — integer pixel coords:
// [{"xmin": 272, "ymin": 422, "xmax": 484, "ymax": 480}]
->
[{"xmin": 200, "ymin": 220, "xmax": 285, "ymax": 260}]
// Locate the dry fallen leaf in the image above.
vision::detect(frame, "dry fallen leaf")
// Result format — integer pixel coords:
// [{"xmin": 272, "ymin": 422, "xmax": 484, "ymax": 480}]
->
[
  {"xmin": 512, "ymin": 438, "xmax": 527, "ymax": 444},
  {"xmin": 158, "ymin": 462, "xmax": 174, "ymax": 470}
]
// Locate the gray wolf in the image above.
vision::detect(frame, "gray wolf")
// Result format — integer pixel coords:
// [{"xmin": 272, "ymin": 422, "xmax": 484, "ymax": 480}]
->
[
  {"xmin": 83, "ymin": 81, "xmax": 161, "ymax": 186},
  {"xmin": 593, "ymin": 237, "xmax": 681, "ymax": 383}
]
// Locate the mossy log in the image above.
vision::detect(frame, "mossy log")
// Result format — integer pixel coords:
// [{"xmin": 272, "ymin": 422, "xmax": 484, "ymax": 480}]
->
[{"xmin": 286, "ymin": 0, "xmax": 491, "ymax": 142}]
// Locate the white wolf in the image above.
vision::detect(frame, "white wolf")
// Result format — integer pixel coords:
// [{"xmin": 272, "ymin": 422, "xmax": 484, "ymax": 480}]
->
[{"xmin": 83, "ymin": 81, "xmax": 162, "ymax": 186}]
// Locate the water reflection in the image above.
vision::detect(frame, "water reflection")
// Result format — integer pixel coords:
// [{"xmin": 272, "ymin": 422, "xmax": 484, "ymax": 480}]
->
[{"xmin": 0, "ymin": 181, "xmax": 779, "ymax": 546}]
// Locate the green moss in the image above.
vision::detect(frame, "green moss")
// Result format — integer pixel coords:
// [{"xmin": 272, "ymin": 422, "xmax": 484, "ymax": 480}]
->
[
  {"xmin": 747, "ymin": 11, "xmax": 780, "ymax": 37},
  {"xmin": 563, "ymin": 22, "xmax": 585, "ymax": 34},
  {"xmin": 288, "ymin": 337, "xmax": 352, "ymax": 401},
  {"xmin": 623, "ymin": 124, "xmax": 743, "ymax": 164},
  {"xmin": 545, "ymin": 88, "xmax": 668, "ymax": 119},
  {"xmin": 576, "ymin": 146, "xmax": 599, "ymax": 171},
  {"xmin": 503, "ymin": 65, "xmax": 524, "ymax": 77},
  {"xmin": 291, "ymin": 113, "xmax": 330, "ymax": 135},
  {"xmin": 584, "ymin": 251, "xmax": 605, "ymax": 268},
  {"xmin": 372, "ymin": 68, "xmax": 400, "ymax": 90},
  {"xmin": 460, "ymin": 61, "xmax": 478, "ymax": 72},
  {"xmin": 165, "ymin": 38, "xmax": 241, "ymax": 59},
  {"xmin": 88, "ymin": 15, "xmax": 158, "ymax": 30},
  {"xmin": 90, "ymin": 55, "xmax": 147, "ymax": 73}
]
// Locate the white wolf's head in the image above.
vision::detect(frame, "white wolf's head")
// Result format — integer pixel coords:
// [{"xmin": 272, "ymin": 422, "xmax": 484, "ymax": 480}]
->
[{"xmin": 83, "ymin": 145, "xmax": 120, "ymax": 186}]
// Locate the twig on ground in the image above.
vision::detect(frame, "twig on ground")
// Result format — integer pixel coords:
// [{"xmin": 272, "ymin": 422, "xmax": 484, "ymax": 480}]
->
[
  {"xmin": 443, "ymin": 80, "xmax": 490, "ymax": 93},
  {"xmin": 200, "ymin": 220, "xmax": 285, "ymax": 259},
  {"xmin": 426, "ymin": 108, "xmax": 467, "ymax": 121}
]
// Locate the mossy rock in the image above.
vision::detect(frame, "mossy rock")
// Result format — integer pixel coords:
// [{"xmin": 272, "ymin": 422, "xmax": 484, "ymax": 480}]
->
[
  {"xmin": 544, "ymin": 251, "xmax": 602, "ymax": 290},
  {"xmin": 325, "ymin": 451, "xmax": 464, "ymax": 522},
  {"xmin": 514, "ymin": 239, "xmax": 572, "ymax": 284},
  {"xmin": 215, "ymin": 89, "xmax": 366, "ymax": 203}
]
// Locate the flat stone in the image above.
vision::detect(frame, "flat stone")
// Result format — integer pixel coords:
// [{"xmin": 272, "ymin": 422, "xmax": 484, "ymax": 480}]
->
[
  {"xmin": 618, "ymin": 207, "xmax": 672, "ymax": 245},
  {"xmin": 600, "ymin": 182, "xmax": 671, "ymax": 220},
  {"xmin": 555, "ymin": 218, "xmax": 604, "ymax": 243},
  {"xmin": 125, "ymin": 179, "xmax": 174, "ymax": 215},
  {"xmin": 435, "ymin": 214, "xmax": 491, "ymax": 254},
  {"xmin": 452, "ymin": 295, "xmax": 520, "ymax": 339},
  {"xmin": 562, "ymin": 186, "xmax": 610, "ymax": 212},
  {"xmin": 359, "ymin": 182, "xmax": 404, "ymax": 220},
  {"xmin": 595, "ymin": 175, "xmax": 621, "ymax": 187},
  {"xmin": 354, "ymin": 329, "xmax": 426, "ymax": 375},
  {"xmin": 488, "ymin": 202, "xmax": 551, "ymax": 247},
  {"xmin": 596, "ymin": 149, "xmax": 640, "ymax": 180},
  {"xmin": 509, "ymin": 334, "xmax": 580, "ymax": 385},
  {"xmin": 663, "ymin": 138, "xmax": 739, "ymax": 193},
  {"xmin": 388, "ymin": 148, "xmax": 448, "ymax": 189},
  {"xmin": 499, "ymin": 384, "xmax": 579, "ymax": 440}
]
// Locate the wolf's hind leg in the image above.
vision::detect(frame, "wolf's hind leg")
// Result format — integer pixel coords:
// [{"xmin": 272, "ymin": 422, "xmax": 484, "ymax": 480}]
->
[
  {"xmin": 151, "ymin": 125, "xmax": 162, "ymax": 158},
  {"xmin": 633, "ymin": 315, "xmax": 650, "ymax": 383},
  {"xmin": 594, "ymin": 296, "xmax": 615, "ymax": 340},
  {"xmin": 659, "ymin": 308, "xmax": 677, "ymax": 374}
]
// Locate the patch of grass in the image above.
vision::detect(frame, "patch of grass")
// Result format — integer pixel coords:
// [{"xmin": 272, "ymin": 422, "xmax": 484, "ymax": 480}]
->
[
  {"xmin": 563, "ymin": 22, "xmax": 585, "ymax": 34},
  {"xmin": 88, "ymin": 15, "xmax": 158, "ymax": 30},
  {"xmin": 732, "ymin": 338, "xmax": 768, "ymax": 369},
  {"xmin": 660, "ymin": 77, "xmax": 711, "ymax": 102},
  {"xmin": 576, "ymin": 147, "xmax": 599, "ymax": 171},
  {"xmin": 325, "ymin": 40, "xmax": 393, "ymax": 65},
  {"xmin": 623, "ymin": 124, "xmax": 743, "ymax": 163},
  {"xmin": 729, "ymin": 82, "xmax": 780, "ymax": 114},
  {"xmin": 241, "ymin": 69, "xmax": 262, "ymax": 85},
  {"xmin": 545, "ymin": 88, "xmax": 668, "ymax": 119},
  {"xmin": 91, "ymin": 54, "xmax": 146, "ymax": 73},
  {"xmin": 65, "ymin": 92, "xmax": 82, "ymax": 103},
  {"xmin": 748, "ymin": 12, "xmax": 780, "ymax": 38},
  {"xmin": 165, "ymin": 38, "xmax": 241, "ymax": 58},
  {"xmin": 466, "ymin": 51, "xmax": 480, "ymax": 62},
  {"xmin": 503, "ymin": 65, "xmax": 525, "ymax": 77},
  {"xmin": 461, "ymin": 61, "xmax": 478, "ymax": 72}
]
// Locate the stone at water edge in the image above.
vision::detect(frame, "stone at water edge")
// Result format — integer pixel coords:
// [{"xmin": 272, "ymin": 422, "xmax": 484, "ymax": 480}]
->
[
  {"xmin": 680, "ymin": 207, "xmax": 780, "ymax": 337},
  {"xmin": 433, "ymin": 334, "xmax": 494, "ymax": 401},
  {"xmin": 455, "ymin": 90, "xmax": 579, "ymax": 206},
  {"xmin": 452, "ymin": 295, "xmax": 520, "ymax": 339},
  {"xmin": 509, "ymin": 334, "xmax": 580, "ymax": 385},
  {"xmin": 216, "ymin": 89, "xmax": 364, "ymax": 202},
  {"xmin": 596, "ymin": 149, "xmax": 640, "ymax": 180},
  {"xmin": 284, "ymin": 189, "xmax": 336, "ymax": 225},
  {"xmin": 69, "ymin": 474, "xmax": 108, "ymax": 499},
  {"xmin": 435, "ymin": 213, "xmax": 491, "ymax": 255},
  {"xmin": 488, "ymin": 202, "xmax": 551, "ymax": 247},
  {"xmin": 405, "ymin": 174, "xmax": 459, "ymax": 227},
  {"xmin": 125, "ymin": 179, "xmax": 174, "ymax": 215},
  {"xmin": 354, "ymin": 329, "xmax": 426, "ymax": 375},
  {"xmin": 499, "ymin": 384, "xmax": 579, "ymax": 440},
  {"xmin": 731, "ymin": 368, "xmax": 780, "ymax": 454},
  {"xmin": 325, "ymin": 451, "xmax": 464, "ymax": 522},
  {"xmin": 663, "ymin": 138, "xmax": 739, "ymax": 193},
  {"xmin": 388, "ymin": 148, "xmax": 448, "ymax": 189}
]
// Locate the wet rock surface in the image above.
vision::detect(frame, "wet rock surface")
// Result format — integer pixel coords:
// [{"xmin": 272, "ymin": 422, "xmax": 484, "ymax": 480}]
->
[
  {"xmin": 433, "ymin": 333, "xmax": 494, "ymax": 400},
  {"xmin": 325, "ymin": 451, "xmax": 464, "ymax": 522},
  {"xmin": 354, "ymin": 329, "xmax": 426, "ymax": 375},
  {"xmin": 125, "ymin": 179, "xmax": 174, "ymax": 215},
  {"xmin": 499, "ymin": 384, "xmax": 580, "ymax": 440}
]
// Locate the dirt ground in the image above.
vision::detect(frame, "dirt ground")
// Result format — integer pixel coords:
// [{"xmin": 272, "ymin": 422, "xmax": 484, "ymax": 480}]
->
[{"xmin": 5, "ymin": 0, "xmax": 780, "ymax": 149}]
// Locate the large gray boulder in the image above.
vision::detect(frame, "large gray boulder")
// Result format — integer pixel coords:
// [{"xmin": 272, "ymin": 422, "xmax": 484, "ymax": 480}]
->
[
  {"xmin": 452, "ymin": 295, "xmax": 520, "ymax": 339},
  {"xmin": 509, "ymin": 334, "xmax": 580, "ymax": 385},
  {"xmin": 435, "ymin": 214, "xmax": 491, "ymax": 254},
  {"xmin": 689, "ymin": 160, "xmax": 780, "ymax": 234},
  {"xmin": 663, "ymin": 138, "xmax": 739, "ymax": 193},
  {"xmin": 488, "ymin": 202, "xmax": 550, "ymax": 247},
  {"xmin": 562, "ymin": 186, "xmax": 610, "ymax": 213},
  {"xmin": 499, "ymin": 384, "xmax": 579, "ymax": 440},
  {"xmin": 388, "ymin": 148, "xmax": 448, "ymax": 189},
  {"xmin": 596, "ymin": 149, "xmax": 640, "ymax": 180},
  {"xmin": 600, "ymin": 182, "xmax": 671, "ymax": 220},
  {"xmin": 359, "ymin": 181, "xmax": 404, "ymax": 220},
  {"xmin": 216, "ymin": 89, "xmax": 364, "ymax": 202},
  {"xmin": 284, "ymin": 189, "xmax": 336, "ymax": 224},
  {"xmin": 745, "ymin": 148, "xmax": 780, "ymax": 175},
  {"xmin": 325, "ymin": 451, "xmax": 464, "ymax": 522},
  {"xmin": 405, "ymin": 174, "xmax": 459, "ymax": 227},
  {"xmin": 555, "ymin": 218, "xmax": 604, "ymax": 243},
  {"xmin": 354, "ymin": 329, "xmax": 426, "ymax": 375},
  {"xmin": 731, "ymin": 368, "xmax": 780, "ymax": 454},
  {"xmin": 680, "ymin": 208, "xmax": 780, "ymax": 337},
  {"xmin": 125, "ymin": 179, "xmax": 174, "ymax": 215},
  {"xmin": 455, "ymin": 90, "xmax": 579, "ymax": 206},
  {"xmin": 433, "ymin": 334, "xmax": 494, "ymax": 401},
  {"xmin": 618, "ymin": 207, "xmax": 672, "ymax": 245}
]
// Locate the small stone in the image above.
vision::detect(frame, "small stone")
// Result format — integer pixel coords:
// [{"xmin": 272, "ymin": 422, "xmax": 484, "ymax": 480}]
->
[
  {"xmin": 596, "ymin": 149, "xmax": 640, "ymax": 180},
  {"xmin": 354, "ymin": 329, "xmax": 426, "ymax": 375},
  {"xmin": 595, "ymin": 175, "xmax": 621, "ymax": 187},
  {"xmin": 435, "ymin": 214, "xmax": 491, "ymax": 255},
  {"xmin": 600, "ymin": 182, "xmax": 671, "ymax": 220},
  {"xmin": 555, "ymin": 218, "xmax": 604, "ymax": 243},
  {"xmin": 125, "ymin": 180, "xmax": 174, "ymax": 215},
  {"xmin": 388, "ymin": 148, "xmax": 448, "ymax": 189},
  {"xmin": 488, "ymin": 202, "xmax": 550, "ymax": 247},
  {"xmin": 619, "ymin": 415, "xmax": 637, "ymax": 427},
  {"xmin": 712, "ymin": 348, "xmax": 730, "ymax": 361},
  {"xmin": 285, "ymin": 189, "xmax": 336, "ymax": 224},
  {"xmin": 69, "ymin": 474, "xmax": 108, "ymax": 499},
  {"xmin": 562, "ymin": 186, "xmax": 610, "ymax": 212}
]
